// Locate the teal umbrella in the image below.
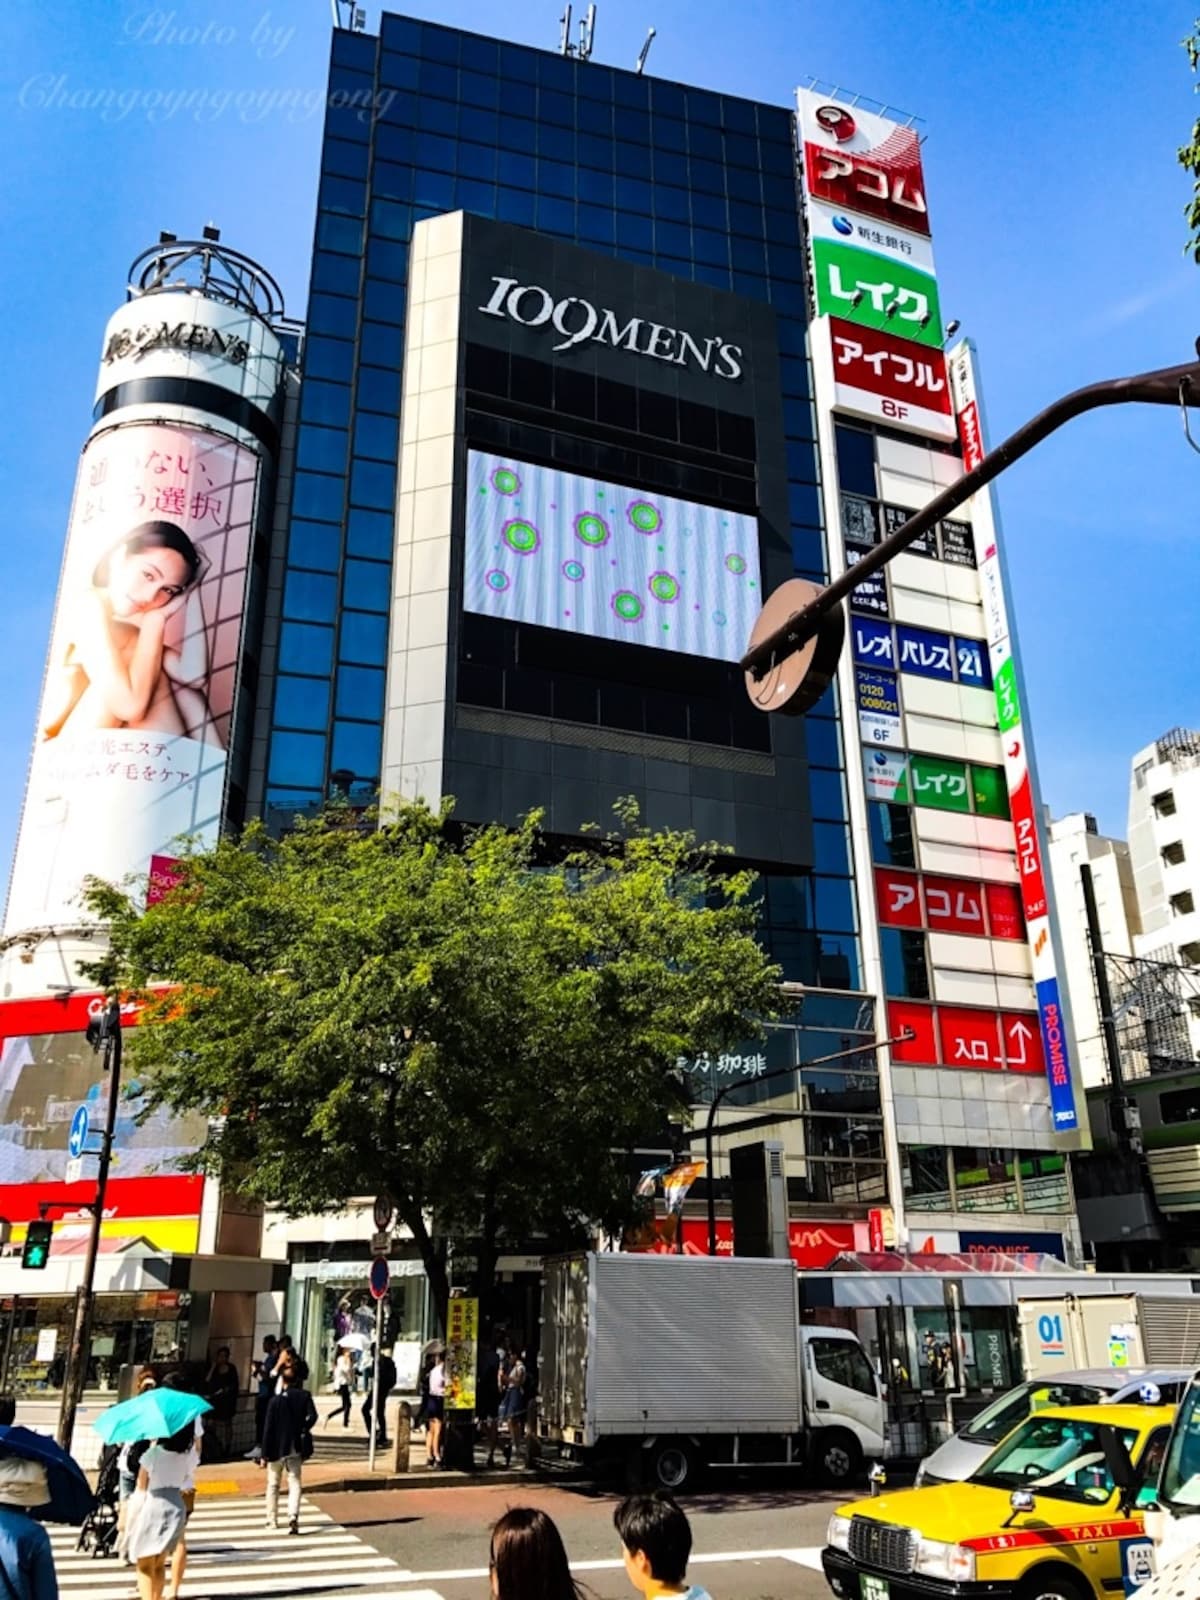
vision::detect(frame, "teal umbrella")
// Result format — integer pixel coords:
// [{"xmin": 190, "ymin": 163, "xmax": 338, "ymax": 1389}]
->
[{"xmin": 93, "ymin": 1388, "xmax": 211, "ymax": 1445}]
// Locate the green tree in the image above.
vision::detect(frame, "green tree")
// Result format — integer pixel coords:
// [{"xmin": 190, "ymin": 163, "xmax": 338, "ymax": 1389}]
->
[
  {"xmin": 85, "ymin": 800, "xmax": 780, "ymax": 1327},
  {"xmin": 1182, "ymin": 20, "xmax": 1200, "ymax": 260}
]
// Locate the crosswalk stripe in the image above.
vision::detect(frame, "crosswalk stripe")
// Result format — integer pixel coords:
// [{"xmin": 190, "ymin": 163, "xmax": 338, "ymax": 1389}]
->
[{"xmin": 51, "ymin": 1495, "xmax": 422, "ymax": 1599}]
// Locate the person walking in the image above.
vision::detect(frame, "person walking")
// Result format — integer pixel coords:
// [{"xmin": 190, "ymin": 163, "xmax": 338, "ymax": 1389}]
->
[
  {"xmin": 0, "ymin": 1456, "xmax": 58, "ymax": 1600},
  {"xmin": 614, "ymin": 1492, "xmax": 714, "ymax": 1600},
  {"xmin": 488, "ymin": 1507, "xmax": 584, "ymax": 1600},
  {"xmin": 477, "ymin": 1334, "xmax": 502, "ymax": 1469},
  {"xmin": 326, "ymin": 1347, "xmax": 353, "ymax": 1429},
  {"xmin": 117, "ymin": 1369, "xmax": 157, "ymax": 1563},
  {"xmin": 127, "ymin": 1420, "xmax": 195, "ymax": 1600},
  {"xmin": 360, "ymin": 1345, "xmax": 396, "ymax": 1450},
  {"xmin": 260, "ymin": 1362, "xmax": 317, "ymax": 1535}
]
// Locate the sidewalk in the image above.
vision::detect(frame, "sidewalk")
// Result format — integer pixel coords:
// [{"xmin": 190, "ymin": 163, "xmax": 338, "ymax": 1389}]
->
[{"xmin": 194, "ymin": 1452, "xmax": 541, "ymax": 1497}]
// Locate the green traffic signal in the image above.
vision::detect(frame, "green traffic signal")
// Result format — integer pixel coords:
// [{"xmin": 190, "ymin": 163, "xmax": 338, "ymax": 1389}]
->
[{"xmin": 21, "ymin": 1221, "xmax": 52, "ymax": 1270}]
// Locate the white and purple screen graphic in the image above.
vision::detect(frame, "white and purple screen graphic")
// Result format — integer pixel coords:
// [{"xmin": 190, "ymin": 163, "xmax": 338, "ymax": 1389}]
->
[{"xmin": 463, "ymin": 450, "xmax": 762, "ymax": 664}]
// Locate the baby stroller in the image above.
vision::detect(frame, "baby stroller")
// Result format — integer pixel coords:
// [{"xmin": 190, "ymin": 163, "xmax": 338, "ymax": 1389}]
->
[{"xmin": 77, "ymin": 1443, "xmax": 121, "ymax": 1557}]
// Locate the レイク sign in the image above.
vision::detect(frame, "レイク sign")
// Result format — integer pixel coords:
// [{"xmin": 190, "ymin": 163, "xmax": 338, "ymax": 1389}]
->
[
  {"xmin": 477, "ymin": 276, "xmax": 744, "ymax": 380},
  {"xmin": 947, "ymin": 339, "xmax": 1080, "ymax": 1135}
]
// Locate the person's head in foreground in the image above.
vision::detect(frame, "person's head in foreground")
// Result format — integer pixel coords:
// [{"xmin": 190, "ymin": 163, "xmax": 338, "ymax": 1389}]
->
[
  {"xmin": 489, "ymin": 1506, "xmax": 585, "ymax": 1600},
  {"xmin": 614, "ymin": 1492, "xmax": 711, "ymax": 1599}
]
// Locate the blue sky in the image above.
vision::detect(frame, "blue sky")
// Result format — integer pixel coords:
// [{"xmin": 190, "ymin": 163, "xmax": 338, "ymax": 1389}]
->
[{"xmin": 0, "ymin": 0, "xmax": 1196, "ymax": 893}]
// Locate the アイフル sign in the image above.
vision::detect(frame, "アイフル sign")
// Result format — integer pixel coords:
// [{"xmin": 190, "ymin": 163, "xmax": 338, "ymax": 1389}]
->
[{"xmin": 815, "ymin": 318, "xmax": 955, "ymax": 440}]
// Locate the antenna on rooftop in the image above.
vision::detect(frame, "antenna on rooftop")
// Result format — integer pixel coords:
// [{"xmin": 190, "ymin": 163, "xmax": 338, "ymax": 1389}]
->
[
  {"xmin": 635, "ymin": 25, "xmax": 656, "ymax": 74},
  {"xmin": 579, "ymin": 4, "xmax": 597, "ymax": 59},
  {"xmin": 559, "ymin": 4, "xmax": 573, "ymax": 54}
]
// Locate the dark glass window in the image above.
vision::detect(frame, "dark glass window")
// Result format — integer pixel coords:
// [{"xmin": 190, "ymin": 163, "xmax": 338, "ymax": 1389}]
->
[
  {"xmin": 268, "ymin": 732, "xmax": 327, "ymax": 789},
  {"xmin": 418, "ymin": 95, "xmax": 458, "ymax": 136},
  {"xmin": 357, "ymin": 366, "xmax": 400, "ymax": 414},
  {"xmin": 379, "ymin": 53, "xmax": 419, "ymax": 93},
  {"xmin": 343, "ymin": 558, "xmax": 390, "ymax": 612},
  {"xmin": 283, "ymin": 570, "xmax": 338, "ymax": 624},
  {"xmin": 374, "ymin": 124, "xmax": 416, "ymax": 164},
  {"xmin": 324, "ymin": 137, "xmax": 371, "ymax": 182},
  {"xmin": 497, "ymin": 115, "xmax": 536, "ymax": 154},
  {"xmin": 332, "ymin": 30, "xmax": 376, "ymax": 72},
  {"xmin": 286, "ymin": 519, "xmax": 340, "ymax": 573},
  {"xmin": 881, "ymin": 928, "xmax": 931, "ymax": 999},
  {"xmin": 354, "ymin": 412, "xmax": 399, "ymax": 461},
  {"xmin": 372, "ymin": 162, "xmax": 413, "ymax": 204},
  {"xmin": 350, "ymin": 459, "xmax": 396, "ymax": 509},
  {"xmin": 1160, "ymin": 1087, "xmax": 1200, "ymax": 1125},
  {"xmin": 414, "ymin": 168, "xmax": 456, "ymax": 210},
  {"xmin": 363, "ymin": 279, "xmax": 405, "ymax": 324},
  {"xmin": 330, "ymin": 720, "xmax": 382, "ymax": 781},
  {"xmin": 814, "ymin": 876, "xmax": 857, "ymax": 933},
  {"xmin": 497, "ymin": 186, "xmax": 536, "ymax": 225},
  {"xmin": 498, "ymin": 150, "xmax": 536, "ymax": 189},
  {"xmin": 335, "ymin": 665, "xmax": 386, "ymax": 720},
  {"xmin": 318, "ymin": 175, "xmax": 366, "ymax": 217},
  {"xmin": 366, "ymin": 238, "xmax": 408, "ymax": 282},
  {"xmin": 300, "ymin": 378, "xmax": 351, "ymax": 429},
  {"xmin": 868, "ymin": 802, "xmax": 917, "ymax": 869},
  {"xmin": 370, "ymin": 198, "xmax": 413, "ymax": 240},
  {"xmin": 836, "ymin": 425, "xmax": 877, "ymax": 497},
  {"xmin": 346, "ymin": 508, "xmax": 394, "ymax": 560},
  {"xmin": 536, "ymin": 194, "xmax": 575, "ymax": 235},
  {"xmin": 304, "ymin": 336, "xmax": 354, "ymax": 385},
  {"xmin": 274, "ymin": 675, "xmax": 331, "ymax": 731},
  {"xmin": 361, "ymin": 321, "xmax": 403, "ymax": 367},
  {"xmin": 291, "ymin": 472, "xmax": 345, "ymax": 524},
  {"xmin": 339, "ymin": 611, "xmax": 389, "ymax": 665},
  {"xmin": 279, "ymin": 622, "xmax": 334, "ymax": 676},
  {"xmin": 316, "ymin": 213, "xmax": 364, "ymax": 255},
  {"xmin": 460, "ymin": 75, "xmax": 499, "ymax": 114},
  {"xmin": 579, "ymin": 205, "xmax": 616, "ymax": 245},
  {"xmin": 813, "ymin": 823, "xmax": 851, "ymax": 876},
  {"xmin": 297, "ymin": 426, "xmax": 349, "ymax": 475},
  {"xmin": 458, "ymin": 178, "xmax": 497, "ymax": 216},
  {"xmin": 311, "ymin": 252, "xmax": 360, "ymax": 297}
]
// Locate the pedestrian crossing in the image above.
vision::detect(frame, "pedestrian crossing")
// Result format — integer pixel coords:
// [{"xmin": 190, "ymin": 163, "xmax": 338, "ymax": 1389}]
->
[{"xmin": 48, "ymin": 1496, "xmax": 445, "ymax": 1599}]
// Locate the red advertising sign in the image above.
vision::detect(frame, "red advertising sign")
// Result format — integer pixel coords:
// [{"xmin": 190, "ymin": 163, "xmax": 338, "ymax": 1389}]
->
[
  {"xmin": 867, "ymin": 1209, "xmax": 884, "ymax": 1252},
  {"xmin": 922, "ymin": 875, "xmax": 986, "ymax": 937},
  {"xmin": 829, "ymin": 318, "xmax": 950, "ymax": 415},
  {"xmin": 985, "ymin": 882, "xmax": 1025, "ymax": 942},
  {"xmin": 0, "ymin": 1175, "xmax": 203, "ymax": 1226},
  {"xmin": 629, "ymin": 1218, "xmax": 853, "ymax": 1269},
  {"xmin": 887, "ymin": 1000, "xmax": 939, "ymax": 1064},
  {"xmin": 802, "ymin": 130, "xmax": 930, "ymax": 235},
  {"xmin": 938, "ymin": 1007, "xmax": 1003, "ymax": 1071},
  {"xmin": 1008, "ymin": 770, "xmax": 1050, "ymax": 920},
  {"xmin": 875, "ymin": 866, "xmax": 922, "ymax": 928},
  {"xmin": 1001, "ymin": 1012, "xmax": 1044, "ymax": 1075}
]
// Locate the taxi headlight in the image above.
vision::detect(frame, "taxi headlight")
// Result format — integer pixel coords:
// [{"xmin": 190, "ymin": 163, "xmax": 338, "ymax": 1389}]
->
[
  {"xmin": 914, "ymin": 1537, "xmax": 976, "ymax": 1582},
  {"xmin": 827, "ymin": 1514, "xmax": 852, "ymax": 1552}
]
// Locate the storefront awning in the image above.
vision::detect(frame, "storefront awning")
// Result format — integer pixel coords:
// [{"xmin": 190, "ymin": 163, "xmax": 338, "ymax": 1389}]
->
[
  {"xmin": 0, "ymin": 1250, "xmax": 288, "ymax": 1298},
  {"xmin": 828, "ymin": 1250, "xmax": 1075, "ymax": 1274}
]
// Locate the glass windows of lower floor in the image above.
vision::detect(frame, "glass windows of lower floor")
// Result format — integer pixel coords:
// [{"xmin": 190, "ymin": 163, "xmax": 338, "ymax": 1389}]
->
[{"xmin": 902, "ymin": 1145, "xmax": 1072, "ymax": 1215}]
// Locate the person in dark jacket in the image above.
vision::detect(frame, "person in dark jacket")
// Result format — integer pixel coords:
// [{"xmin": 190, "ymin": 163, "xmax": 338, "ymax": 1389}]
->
[
  {"xmin": 260, "ymin": 1365, "xmax": 317, "ymax": 1535},
  {"xmin": 361, "ymin": 1345, "xmax": 397, "ymax": 1449}
]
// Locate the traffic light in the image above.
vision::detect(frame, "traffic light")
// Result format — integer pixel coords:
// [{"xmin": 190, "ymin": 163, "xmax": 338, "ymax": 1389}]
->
[{"xmin": 22, "ymin": 1221, "xmax": 52, "ymax": 1270}]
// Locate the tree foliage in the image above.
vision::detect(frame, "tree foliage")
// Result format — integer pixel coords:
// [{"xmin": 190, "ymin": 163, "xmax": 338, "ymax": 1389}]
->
[
  {"xmin": 1182, "ymin": 20, "xmax": 1200, "ymax": 261},
  {"xmin": 85, "ymin": 800, "xmax": 781, "ymax": 1326}
]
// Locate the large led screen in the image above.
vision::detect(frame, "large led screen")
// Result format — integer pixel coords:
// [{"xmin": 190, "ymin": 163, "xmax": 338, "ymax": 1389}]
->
[{"xmin": 463, "ymin": 450, "xmax": 762, "ymax": 664}]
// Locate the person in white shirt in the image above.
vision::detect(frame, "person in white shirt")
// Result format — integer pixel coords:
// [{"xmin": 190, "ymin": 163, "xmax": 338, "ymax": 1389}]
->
[
  {"xmin": 127, "ymin": 1423, "xmax": 194, "ymax": 1600},
  {"xmin": 327, "ymin": 1349, "xmax": 353, "ymax": 1429},
  {"xmin": 427, "ymin": 1357, "xmax": 446, "ymax": 1468}
]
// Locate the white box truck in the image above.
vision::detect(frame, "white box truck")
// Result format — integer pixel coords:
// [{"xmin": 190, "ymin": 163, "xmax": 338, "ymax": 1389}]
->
[
  {"xmin": 537, "ymin": 1251, "xmax": 885, "ymax": 1491},
  {"xmin": 1018, "ymin": 1294, "xmax": 1200, "ymax": 1378}
]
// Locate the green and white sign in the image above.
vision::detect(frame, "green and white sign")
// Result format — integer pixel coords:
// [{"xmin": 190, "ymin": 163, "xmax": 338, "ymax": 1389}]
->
[
  {"xmin": 909, "ymin": 753, "xmax": 970, "ymax": 812},
  {"xmin": 811, "ymin": 237, "xmax": 943, "ymax": 349}
]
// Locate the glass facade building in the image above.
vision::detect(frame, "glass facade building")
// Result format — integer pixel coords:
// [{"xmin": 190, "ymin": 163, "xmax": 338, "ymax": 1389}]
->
[{"xmin": 262, "ymin": 14, "xmax": 859, "ymax": 989}]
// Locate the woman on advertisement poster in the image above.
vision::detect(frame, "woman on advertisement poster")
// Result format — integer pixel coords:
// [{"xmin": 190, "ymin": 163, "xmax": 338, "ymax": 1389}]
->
[{"xmin": 40, "ymin": 522, "xmax": 221, "ymax": 748}]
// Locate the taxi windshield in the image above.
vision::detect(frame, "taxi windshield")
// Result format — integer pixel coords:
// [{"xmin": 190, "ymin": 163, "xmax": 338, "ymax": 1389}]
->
[
  {"xmin": 964, "ymin": 1381, "xmax": 1109, "ymax": 1445},
  {"xmin": 1160, "ymin": 1377, "xmax": 1200, "ymax": 1513},
  {"xmin": 974, "ymin": 1415, "xmax": 1137, "ymax": 1504}
]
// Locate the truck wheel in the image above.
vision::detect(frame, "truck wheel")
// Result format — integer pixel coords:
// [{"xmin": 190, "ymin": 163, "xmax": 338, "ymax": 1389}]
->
[
  {"xmin": 649, "ymin": 1440, "xmax": 698, "ymax": 1493},
  {"xmin": 814, "ymin": 1430, "xmax": 862, "ymax": 1487}
]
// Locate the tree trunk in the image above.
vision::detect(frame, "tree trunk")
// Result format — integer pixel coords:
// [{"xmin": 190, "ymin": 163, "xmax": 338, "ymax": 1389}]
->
[
  {"xmin": 396, "ymin": 1193, "xmax": 450, "ymax": 1334},
  {"xmin": 477, "ymin": 1179, "xmax": 500, "ymax": 1331}
]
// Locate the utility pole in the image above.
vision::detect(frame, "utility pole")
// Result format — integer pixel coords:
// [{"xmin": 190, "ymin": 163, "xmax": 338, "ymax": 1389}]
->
[
  {"xmin": 57, "ymin": 997, "xmax": 123, "ymax": 1453},
  {"xmin": 1079, "ymin": 864, "xmax": 1130, "ymax": 1151}
]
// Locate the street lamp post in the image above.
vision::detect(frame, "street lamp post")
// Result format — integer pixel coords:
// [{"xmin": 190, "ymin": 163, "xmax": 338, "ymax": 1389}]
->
[
  {"xmin": 55, "ymin": 997, "xmax": 123, "ymax": 1453},
  {"xmin": 703, "ymin": 1027, "xmax": 915, "ymax": 1257},
  {"xmin": 741, "ymin": 355, "xmax": 1200, "ymax": 712}
]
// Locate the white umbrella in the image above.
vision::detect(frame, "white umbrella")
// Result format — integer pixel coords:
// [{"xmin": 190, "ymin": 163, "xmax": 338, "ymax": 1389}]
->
[{"xmin": 337, "ymin": 1332, "xmax": 370, "ymax": 1351}]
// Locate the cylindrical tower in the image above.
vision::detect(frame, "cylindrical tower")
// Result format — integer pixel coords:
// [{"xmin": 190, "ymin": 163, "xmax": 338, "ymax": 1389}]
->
[{"xmin": 2, "ymin": 234, "xmax": 288, "ymax": 997}]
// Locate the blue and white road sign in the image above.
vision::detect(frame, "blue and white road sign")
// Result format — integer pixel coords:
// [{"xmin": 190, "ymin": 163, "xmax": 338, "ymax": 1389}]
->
[{"xmin": 67, "ymin": 1105, "xmax": 90, "ymax": 1160}]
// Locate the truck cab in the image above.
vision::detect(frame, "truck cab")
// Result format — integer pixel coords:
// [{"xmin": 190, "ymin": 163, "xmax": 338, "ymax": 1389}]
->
[
  {"xmin": 1144, "ymin": 1366, "xmax": 1200, "ymax": 1575},
  {"xmin": 804, "ymin": 1325, "xmax": 888, "ymax": 1482}
]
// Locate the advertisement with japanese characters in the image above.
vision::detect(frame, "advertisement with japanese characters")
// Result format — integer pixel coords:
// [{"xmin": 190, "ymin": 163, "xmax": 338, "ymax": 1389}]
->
[
  {"xmin": 947, "ymin": 339, "xmax": 1081, "ymax": 1137},
  {"xmin": 796, "ymin": 91, "xmax": 931, "ymax": 236},
  {"xmin": 4, "ymin": 422, "xmax": 260, "ymax": 932}
]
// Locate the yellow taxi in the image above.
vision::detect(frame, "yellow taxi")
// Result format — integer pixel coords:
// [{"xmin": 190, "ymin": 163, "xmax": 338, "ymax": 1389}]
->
[{"xmin": 822, "ymin": 1402, "xmax": 1174, "ymax": 1600}]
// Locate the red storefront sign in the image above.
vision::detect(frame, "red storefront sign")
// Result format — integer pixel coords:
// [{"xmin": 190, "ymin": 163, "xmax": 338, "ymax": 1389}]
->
[
  {"xmin": 938, "ymin": 1007, "xmax": 1003, "ymax": 1071},
  {"xmin": 887, "ymin": 1000, "xmax": 938, "ymax": 1064},
  {"xmin": 829, "ymin": 317, "xmax": 950, "ymax": 414},
  {"xmin": 803, "ymin": 133, "xmax": 931, "ymax": 235},
  {"xmin": 0, "ymin": 1175, "xmax": 203, "ymax": 1226},
  {"xmin": 875, "ymin": 866, "xmax": 922, "ymax": 928},
  {"xmin": 1001, "ymin": 1013, "xmax": 1044, "ymax": 1075},
  {"xmin": 923, "ymin": 876, "xmax": 986, "ymax": 936},
  {"xmin": 985, "ymin": 882, "xmax": 1025, "ymax": 942},
  {"xmin": 1009, "ymin": 771, "xmax": 1050, "ymax": 920}
]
